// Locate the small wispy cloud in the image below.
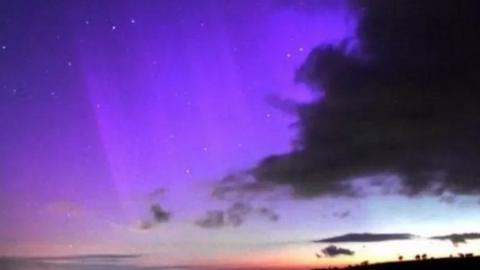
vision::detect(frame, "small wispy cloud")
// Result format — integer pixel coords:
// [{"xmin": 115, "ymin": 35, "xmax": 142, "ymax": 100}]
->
[
  {"xmin": 0, "ymin": 255, "xmax": 207, "ymax": 270},
  {"xmin": 333, "ymin": 210, "xmax": 350, "ymax": 219},
  {"xmin": 195, "ymin": 210, "xmax": 225, "ymax": 229},
  {"xmin": 135, "ymin": 203, "xmax": 172, "ymax": 231},
  {"xmin": 195, "ymin": 202, "xmax": 279, "ymax": 229},
  {"xmin": 151, "ymin": 204, "xmax": 171, "ymax": 223},
  {"xmin": 0, "ymin": 254, "xmax": 142, "ymax": 269},
  {"xmin": 40, "ymin": 254, "xmax": 141, "ymax": 262}
]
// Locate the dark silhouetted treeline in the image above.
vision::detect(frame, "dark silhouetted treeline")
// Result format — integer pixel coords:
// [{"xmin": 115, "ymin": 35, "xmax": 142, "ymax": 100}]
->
[{"xmin": 314, "ymin": 256, "xmax": 480, "ymax": 270}]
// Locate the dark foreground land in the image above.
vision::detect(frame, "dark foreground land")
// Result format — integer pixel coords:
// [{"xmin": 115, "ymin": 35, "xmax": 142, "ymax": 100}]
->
[{"xmin": 316, "ymin": 256, "xmax": 480, "ymax": 270}]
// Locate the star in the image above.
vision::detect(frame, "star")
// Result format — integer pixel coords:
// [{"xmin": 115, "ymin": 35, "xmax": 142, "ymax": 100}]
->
[
  {"xmin": 185, "ymin": 168, "xmax": 191, "ymax": 175},
  {"xmin": 112, "ymin": 25, "xmax": 117, "ymax": 30},
  {"xmin": 1, "ymin": 45, "xmax": 6, "ymax": 50},
  {"xmin": 286, "ymin": 53, "xmax": 292, "ymax": 58},
  {"xmin": 131, "ymin": 18, "xmax": 136, "ymax": 24},
  {"xmin": 85, "ymin": 20, "xmax": 90, "ymax": 25},
  {"xmin": 298, "ymin": 47, "xmax": 304, "ymax": 52},
  {"xmin": 67, "ymin": 61, "xmax": 72, "ymax": 67}
]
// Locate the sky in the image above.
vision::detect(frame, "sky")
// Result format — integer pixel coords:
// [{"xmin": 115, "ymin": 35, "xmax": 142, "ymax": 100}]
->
[{"xmin": 1, "ymin": 0, "xmax": 480, "ymax": 269}]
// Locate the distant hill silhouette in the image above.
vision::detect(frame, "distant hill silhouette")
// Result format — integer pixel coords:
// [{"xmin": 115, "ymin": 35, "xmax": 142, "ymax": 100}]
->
[{"xmin": 314, "ymin": 256, "xmax": 480, "ymax": 270}]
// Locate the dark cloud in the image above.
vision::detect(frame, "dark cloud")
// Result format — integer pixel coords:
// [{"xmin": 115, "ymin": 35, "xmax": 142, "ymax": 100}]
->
[
  {"xmin": 195, "ymin": 202, "xmax": 279, "ymax": 229},
  {"xmin": 195, "ymin": 210, "xmax": 225, "ymax": 229},
  {"xmin": 150, "ymin": 204, "xmax": 171, "ymax": 223},
  {"xmin": 439, "ymin": 195, "xmax": 456, "ymax": 204},
  {"xmin": 314, "ymin": 233, "xmax": 414, "ymax": 243},
  {"xmin": 258, "ymin": 207, "xmax": 280, "ymax": 222},
  {"xmin": 321, "ymin": 245, "xmax": 354, "ymax": 257},
  {"xmin": 212, "ymin": 173, "xmax": 280, "ymax": 200},
  {"xmin": 136, "ymin": 194, "xmax": 171, "ymax": 230},
  {"xmin": 226, "ymin": 202, "xmax": 252, "ymax": 226},
  {"xmin": 431, "ymin": 233, "xmax": 480, "ymax": 247},
  {"xmin": 220, "ymin": 0, "xmax": 480, "ymax": 198}
]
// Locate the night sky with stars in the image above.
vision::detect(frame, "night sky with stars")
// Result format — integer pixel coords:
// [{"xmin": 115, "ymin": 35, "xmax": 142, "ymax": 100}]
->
[{"xmin": 1, "ymin": 1, "xmax": 480, "ymax": 270}]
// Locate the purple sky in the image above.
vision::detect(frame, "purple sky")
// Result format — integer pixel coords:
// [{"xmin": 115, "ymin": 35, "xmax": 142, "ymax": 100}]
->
[{"xmin": 1, "ymin": 1, "xmax": 479, "ymax": 269}]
